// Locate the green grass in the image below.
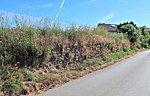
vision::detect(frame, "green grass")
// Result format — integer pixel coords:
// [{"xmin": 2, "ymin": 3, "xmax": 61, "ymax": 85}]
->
[
  {"xmin": 103, "ymin": 49, "xmax": 135, "ymax": 62},
  {"xmin": 35, "ymin": 72, "xmax": 60, "ymax": 83}
]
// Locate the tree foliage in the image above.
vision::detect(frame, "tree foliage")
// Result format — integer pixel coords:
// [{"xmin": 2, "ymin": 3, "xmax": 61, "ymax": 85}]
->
[{"xmin": 118, "ymin": 22, "xmax": 150, "ymax": 48}]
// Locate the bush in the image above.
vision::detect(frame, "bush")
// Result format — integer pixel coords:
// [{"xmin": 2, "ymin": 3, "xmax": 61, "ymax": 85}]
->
[
  {"xmin": 1, "ymin": 62, "xmax": 33, "ymax": 95},
  {"xmin": 0, "ymin": 24, "xmax": 51, "ymax": 67}
]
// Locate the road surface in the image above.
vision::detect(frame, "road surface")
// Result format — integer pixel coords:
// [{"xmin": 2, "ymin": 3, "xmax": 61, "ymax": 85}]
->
[{"xmin": 38, "ymin": 50, "xmax": 150, "ymax": 96}]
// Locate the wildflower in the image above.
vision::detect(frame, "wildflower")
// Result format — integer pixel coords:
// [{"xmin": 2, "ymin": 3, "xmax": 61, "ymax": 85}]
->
[
  {"xmin": 83, "ymin": 46, "xmax": 86, "ymax": 49},
  {"xmin": 13, "ymin": 76, "xmax": 17, "ymax": 79},
  {"xmin": 11, "ymin": 78, "xmax": 14, "ymax": 81},
  {"xmin": 90, "ymin": 48, "xmax": 94, "ymax": 54},
  {"xmin": 15, "ymin": 67, "xmax": 19, "ymax": 70},
  {"xmin": 20, "ymin": 75, "xmax": 24, "ymax": 79},
  {"xmin": 7, "ymin": 73, "xmax": 11, "ymax": 77},
  {"xmin": 90, "ymin": 42, "xmax": 93, "ymax": 45},
  {"xmin": 14, "ymin": 63, "xmax": 17, "ymax": 66},
  {"xmin": 11, "ymin": 68, "xmax": 15, "ymax": 70},
  {"xmin": 17, "ymin": 62, "xmax": 20, "ymax": 64}
]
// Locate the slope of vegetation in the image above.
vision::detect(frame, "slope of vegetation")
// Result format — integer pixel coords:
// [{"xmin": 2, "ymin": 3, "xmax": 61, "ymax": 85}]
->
[{"xmin": 0, "ymin": 15, "xmax": 149, "ymax": 95}]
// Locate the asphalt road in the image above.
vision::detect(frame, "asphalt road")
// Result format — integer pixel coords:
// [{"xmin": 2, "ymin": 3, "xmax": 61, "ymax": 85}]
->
[{"xmin": 38, "ymin": 50, "xmax": 150, "ymax": 96}]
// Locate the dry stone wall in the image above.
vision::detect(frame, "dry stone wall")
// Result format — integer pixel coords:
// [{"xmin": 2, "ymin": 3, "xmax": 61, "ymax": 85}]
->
[{"xmin": 49, "ymin": 35, "xmax": 129, "ymax": 68}]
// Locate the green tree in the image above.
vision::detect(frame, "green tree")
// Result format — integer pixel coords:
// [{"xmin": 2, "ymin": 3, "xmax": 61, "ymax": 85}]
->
[
  {"xmin": 140, "ymin": 26, "xmax": 150, "ymax": 48},
  {"xmin": 117, "ymin": 21, "xmax": 137, "ymax": 32},
  {"xmin": 119, "ymin": 24, "xmax": 138, "ymax": 46}
]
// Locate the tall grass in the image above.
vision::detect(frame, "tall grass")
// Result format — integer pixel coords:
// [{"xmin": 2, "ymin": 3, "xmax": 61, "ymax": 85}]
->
[
  {"xmin": 0, "ymin": 14, "xmax": 130, "ymax": 68},
  {"xmin": 0, "ymin": 15, "xmax": 130, "ymax": 67}
]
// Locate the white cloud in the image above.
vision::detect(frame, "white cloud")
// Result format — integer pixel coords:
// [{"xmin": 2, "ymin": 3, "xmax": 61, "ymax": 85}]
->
[
  {"xmin": 27, "ymin": 3, "xmax": 54, "ymax": 9},
  {"xmin": 99, "ymin": 12, "xmax": 115, "ymax": 23}
]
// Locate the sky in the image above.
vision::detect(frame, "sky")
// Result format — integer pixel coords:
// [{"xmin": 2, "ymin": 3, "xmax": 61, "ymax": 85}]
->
[{"xmin": 0, "ymin": 0, "xmax": 150, "ymax": 27}]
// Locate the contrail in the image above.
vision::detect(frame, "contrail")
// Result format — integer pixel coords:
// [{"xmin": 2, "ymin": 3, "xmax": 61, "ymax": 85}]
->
[{"xmin": 55, "ymin": 0, "xmax": 66, "ymax": 21}]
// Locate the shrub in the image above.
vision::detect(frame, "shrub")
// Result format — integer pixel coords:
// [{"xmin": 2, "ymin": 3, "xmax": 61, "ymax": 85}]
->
[
  {"xmin": 0, "ymin": 23, "xmax": 51, "ymax": 67},
  {"xmin": 1, "ymin": 62, "xmax": 33, "ymax": 95}
]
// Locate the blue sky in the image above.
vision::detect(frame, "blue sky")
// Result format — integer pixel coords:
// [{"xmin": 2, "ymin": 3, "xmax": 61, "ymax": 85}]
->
[{"xmin": 0, "ymin": 0, "xmax": 150, "ymax": 27}]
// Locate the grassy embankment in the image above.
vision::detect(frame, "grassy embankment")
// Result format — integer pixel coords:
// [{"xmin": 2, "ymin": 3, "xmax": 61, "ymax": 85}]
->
[{"xmin": 0, "ymin": 15, "xmax": 140, "ymax": 95}]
